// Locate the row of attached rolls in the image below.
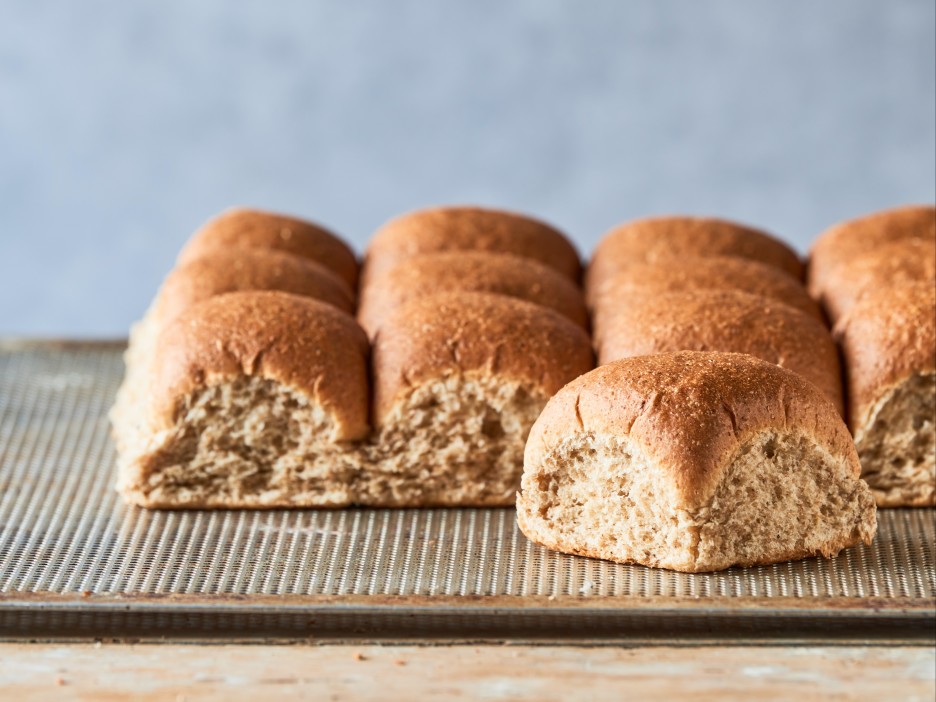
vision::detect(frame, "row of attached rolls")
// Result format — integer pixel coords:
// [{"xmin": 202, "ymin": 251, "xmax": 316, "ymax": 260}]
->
[
  {"xmin": 808, "ymin": 205, "xmax": 936, "ymax": 507},
  {"xmin": 517, "ymin": 216, "xmax": 876, "ymax": 572},
  {"xmin": 357, "ymin": 207, "xmax": 593, "ymax": 506},
  {"xmin": 112, "ymin": 206, "xmax": 595, "ymax": 508}
]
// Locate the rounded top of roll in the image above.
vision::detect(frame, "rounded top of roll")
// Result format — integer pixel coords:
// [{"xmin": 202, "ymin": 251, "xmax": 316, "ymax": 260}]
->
[
  {"xmin": 586, "ymin": 215, "xmax": 802, "ymax": 300},
  {"xmin": 816, "ymin": 239, "xmax": 936, "ymax": 323},
  {"xmin": 363, "ymin": 206, "xmax": 581, "ymax": 284},
  {"xmin": 595, "ymin": 289, "xmax": 843, "ymax": 414},
  {"xmin": 154, "ymin": 247, "xmax": 355, "ymax": 329},
  {"xmin": 358, "ymin": 251, "xmax": 588, "ymax": 336},
  {"xmin": 149, "ymin": 291, "xmax": 370, "ymax": 441},
  {"xmin": 589, "ymin": 256, "xmax": 821, "ymax": 321},
  {"xmin": 371, "ymin": 291, "xmax": 594, "ymax": 425},
  {"xmin": 808, "ymin": 204, "xmax": 936, "ymax": 296},
  {"xmin": 178, "ymin": 208, "xmax": 359, "ymax": 289}
]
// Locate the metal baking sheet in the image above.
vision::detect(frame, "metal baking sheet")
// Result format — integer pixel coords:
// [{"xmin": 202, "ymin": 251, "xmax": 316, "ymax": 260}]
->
[{"xmin": 0, "ymin": 341, "xmax": 933, "ymax": 642}]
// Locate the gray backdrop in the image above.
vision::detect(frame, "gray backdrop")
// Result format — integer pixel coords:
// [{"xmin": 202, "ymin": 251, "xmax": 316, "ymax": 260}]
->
[{"xmin": 1, "ymin": 0, "xmax": 934, "ymax": 335}]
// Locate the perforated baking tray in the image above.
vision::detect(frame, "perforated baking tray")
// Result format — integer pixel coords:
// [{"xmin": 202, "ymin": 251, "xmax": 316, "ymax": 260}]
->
[{"xmin": 0, "ymin": 341, "xmax": 933, "ymax": 642}]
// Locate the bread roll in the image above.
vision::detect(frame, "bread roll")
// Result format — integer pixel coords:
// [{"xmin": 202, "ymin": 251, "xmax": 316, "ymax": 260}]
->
[
  {"xmin": 155, "ymin": 247, "xmax": 355, "ymax": 327},
  {"xmin": 595, "ymin": 289, "xmax": 844, "ymax": 414},
  {"xmin": 815, "ymin": 239, "xmax": 936, "ymax": 323},
  {"xmin": 586, "ymin": 216, "xmax": 803, "ymax": 304},
  {"xmin": 364, "ymin": 292, "xmax": 594, "ymax": 507},
  {"xmin": 358, "ymin": 251, "xmax": 588, "ymax": 337},
  {"xmin": 178, "ymin": 208, "xmax": 359, "ymax": 290},
  {"xmin": 516, "ymin": 351, "xmax": 877, "ymax": 572},
  {"xmin": 362, "ymin": 206, "xmax": 581, "ymax": 285},
  {"xmin": 112, "ymin": 248, "xmax": 355, "ymax": 453},
  {"xmin": 808, "ymin": 205, "xmax": 935, "ymax": 299},
  {"xmin": 589, "ymin": 256, "xmax": 822, "ymax": 322},
  {"xmin": 114, "ymin": 291, "xmax": 370, "ymax": 509},
  {"xmin": 834, "ymin": 283, "xmax": 936, "ymax": 507}
]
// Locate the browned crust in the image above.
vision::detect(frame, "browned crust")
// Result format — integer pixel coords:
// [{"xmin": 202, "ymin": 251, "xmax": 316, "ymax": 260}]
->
[
  {"xmin": 816, "ymin": 239, "xmax": 936, "ymax": 324},
  {"xmin": 371, "ymin": 292, "xmax": 594, "ymax": 426},
  {"xmin": 833, "ymin": 282, "xmax": 936, "ymax": 433},
  {"xmin": 358, "ymin": 251, "xmax": 589, "ymax": 337},
  {"xmin": 589, "ymin": 256, "xmax": 822, "ymax": 321},
  {"xmin": 362, "ymin": 206, "xmax": 581, "ymax": 285},
  {"xmin": 808, "ymin": 205, "xmax": 936, "ymax": 298},
  {"xmin": 524, "ymin": 351, "xmax": 859, "ymax": 510},
  {"xmin": 595, "ymin": 289, "xmax": 844, "ymax": 415},
  {"xmin": 178, "ymin": 208, "xmax": 359, "ymax": 290},
  {"xmin": 149, "ymin": 291, "xmax": 371, "ymax": 441},
  {"xmin": 586, "ymin": 216, "xmax": 803, "ymax": 303},
  {"xmin": 153, "ymin": 247, "xmax": 355, "ymax": 330}
]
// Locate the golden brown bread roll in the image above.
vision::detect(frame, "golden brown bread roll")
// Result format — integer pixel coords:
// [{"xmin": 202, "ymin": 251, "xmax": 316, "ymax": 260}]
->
[
  {"xmin": 807, "ymin": 204, "xmax": 936, "ymax": 299},
  {"xmin": 586, "ymin": 215, "xmax": 803, "ymax": 305},
  {"xmin": 178, "ymin": 208, "xmax": 359, "ymax": 290},
  {"xmin": 113, "ymin": 291, "xmax": 370, "ymax": 509},
  {"xmin": 155, "ymin": 247, "xmax": 355, "ymax": 328},
  {"xmin": 834, "ymin": 283, "xmax": 936, "ymax": 507},
  {"xmin": 362, "ymin": 206, "xmax": 581, "ymax": 285},
  {"xmin": 595, "ymin": 289, "xmax": 844, "ymax": 415},
  {"xmin": 517, "ymin": 351, "xmax": 877, "ymax": 572},
  {"xmin": 357, "ymin": 251, "xmax": 588, "ymax": 337},
  {"xmin": 363, "ymin": 292, "xmax": 594, "ymax": 507},
  {"xmin": 589, "ymin": 256, "xmax": 823, "ymax": 325},
  {"xmin": 814, "ymin": 239, "xmax": 936, "ymax": 323}
]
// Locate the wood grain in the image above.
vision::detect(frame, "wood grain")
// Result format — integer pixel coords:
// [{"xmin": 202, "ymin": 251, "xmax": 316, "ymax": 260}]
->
[{"xmin": 0, "ymin": 644, "xmax": 932, "ymax": 701}]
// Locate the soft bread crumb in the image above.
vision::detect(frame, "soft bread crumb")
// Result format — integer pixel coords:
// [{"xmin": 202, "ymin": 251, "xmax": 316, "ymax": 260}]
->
[
  {"xmin": 517, "ymin": 430, "xmax": 876, "ymax": 572},
  {"xmin": 359, "ymin": 373, "xmax": 547, "ymax": 506},
  {"xmin": 118, "ymin": 377, "xmax": 355, "ymax": 508},
  {"xmin": 855, "ymin": 372, "xmax": 936, "ymax": 507}
]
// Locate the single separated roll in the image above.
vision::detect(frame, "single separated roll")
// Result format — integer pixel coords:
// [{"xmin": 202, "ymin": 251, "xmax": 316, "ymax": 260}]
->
[
  {"xmin": 517, "ymin": 351, "xmax": 877, "ymax": 573},
  {"xmin": 178, "ymin": 208, "xmax": 359, "ymax": 290},
  {"xmin": 358, "ymin": 251, "xmax": 589, "ymax": 337},
  {"xmin": 589, "ymin": 256, "xmax": 823, "ymax": 322},
  {"xmin": 808, "ymin": 204, "xmax": 936, "ymax": 300},
  {"xmin": 834, "ymin": 283, "xmax": 936, "ymax": 507},
  {"xmin": 814, "ymin": 239, "xmax": 936, "ymax": 323},
  {"xmin": 114, "ymin": 291, "xmax": 370, "ymax": 509},
  {"xmin": 362, "ymin": 206, "xmax": 581, "ymax": 285},
  {"xmin": 364, "ymin": 292, "xmax": 594, "ymax": 507},
  {"xmin": 595, "ymin": 289, "xmax": 844, "ymax": 414},
  {"xmin": 586, "ymin": 216, "xmax": 803, "ymax": 304}
]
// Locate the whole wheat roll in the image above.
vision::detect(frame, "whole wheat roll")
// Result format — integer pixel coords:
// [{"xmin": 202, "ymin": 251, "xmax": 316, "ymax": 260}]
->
[
  {"xmin": 178, "ymin": 208, "xmax": 359, "ymax": 290},
  {"xmin": 113, "ymin": 248, "xmax": 356, "ymax": 448},
  {"xmin": 363, "ymin": 291, "xmax": 594, "ymax": 507},
  {"xmin": 833, "ymin": 282, "xmax": 936, "ymax": 507},
  {"xmin": 114, "ymin": 291, "xmax": 370, "ymax": 509},
  {"xmin": 596, "ymin": 289, "xmax": 844, "ymax": 415},
  {"xmin": 153, "ymin": 247, "xmax": 355, "ymax": 330},
  {"xmin": 516, "ymin": 351, "xmax": 876, "ymax": 572},
  {"xmin": 358, "ymin": 251, "xmax": 588, "ymax": 337},
  {"xmin": 808, "ymin": 204, "xmax": 936, "ymax": 299},
  {"xmin": 815, "ymin": 239, "xmax": 936, "ymax": 324},
  {"xmin": 589, "ymin": 257, "xmax": 823, "ymax": 340},
  {"xmin": 362, "ymin": 206, "xmax": 581, "ymax": 285},
  {"xmin": 586, "ymin": 215, "xmax": 803, "ymax": 305}
]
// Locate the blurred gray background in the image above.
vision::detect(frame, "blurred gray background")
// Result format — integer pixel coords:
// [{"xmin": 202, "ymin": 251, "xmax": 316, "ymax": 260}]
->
[{"xmin": 1, "ymin": 0, "xmax": 934, "ymax": 336}]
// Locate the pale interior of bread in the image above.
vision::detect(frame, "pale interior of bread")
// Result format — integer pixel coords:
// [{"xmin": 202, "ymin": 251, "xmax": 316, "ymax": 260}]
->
[
  {"xmin": 518, "ymin": 430, "xmax": 876, "ymax": 572},
  {"xmin": 118, "ymin": 376, "xmax": 356, "ymax": 508},
  {"xmin": 358, "ymin": 373, "xmax": 546, "ymax": 506},
  {"xmin": 854, "ymin": 372, "xmax": 936, "ymax": 507}
]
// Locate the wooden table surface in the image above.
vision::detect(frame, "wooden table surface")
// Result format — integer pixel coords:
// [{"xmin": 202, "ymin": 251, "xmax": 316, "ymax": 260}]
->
[{"xmin": 1, "ymin": 643, "xmax": 932, "ymax": 701}]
